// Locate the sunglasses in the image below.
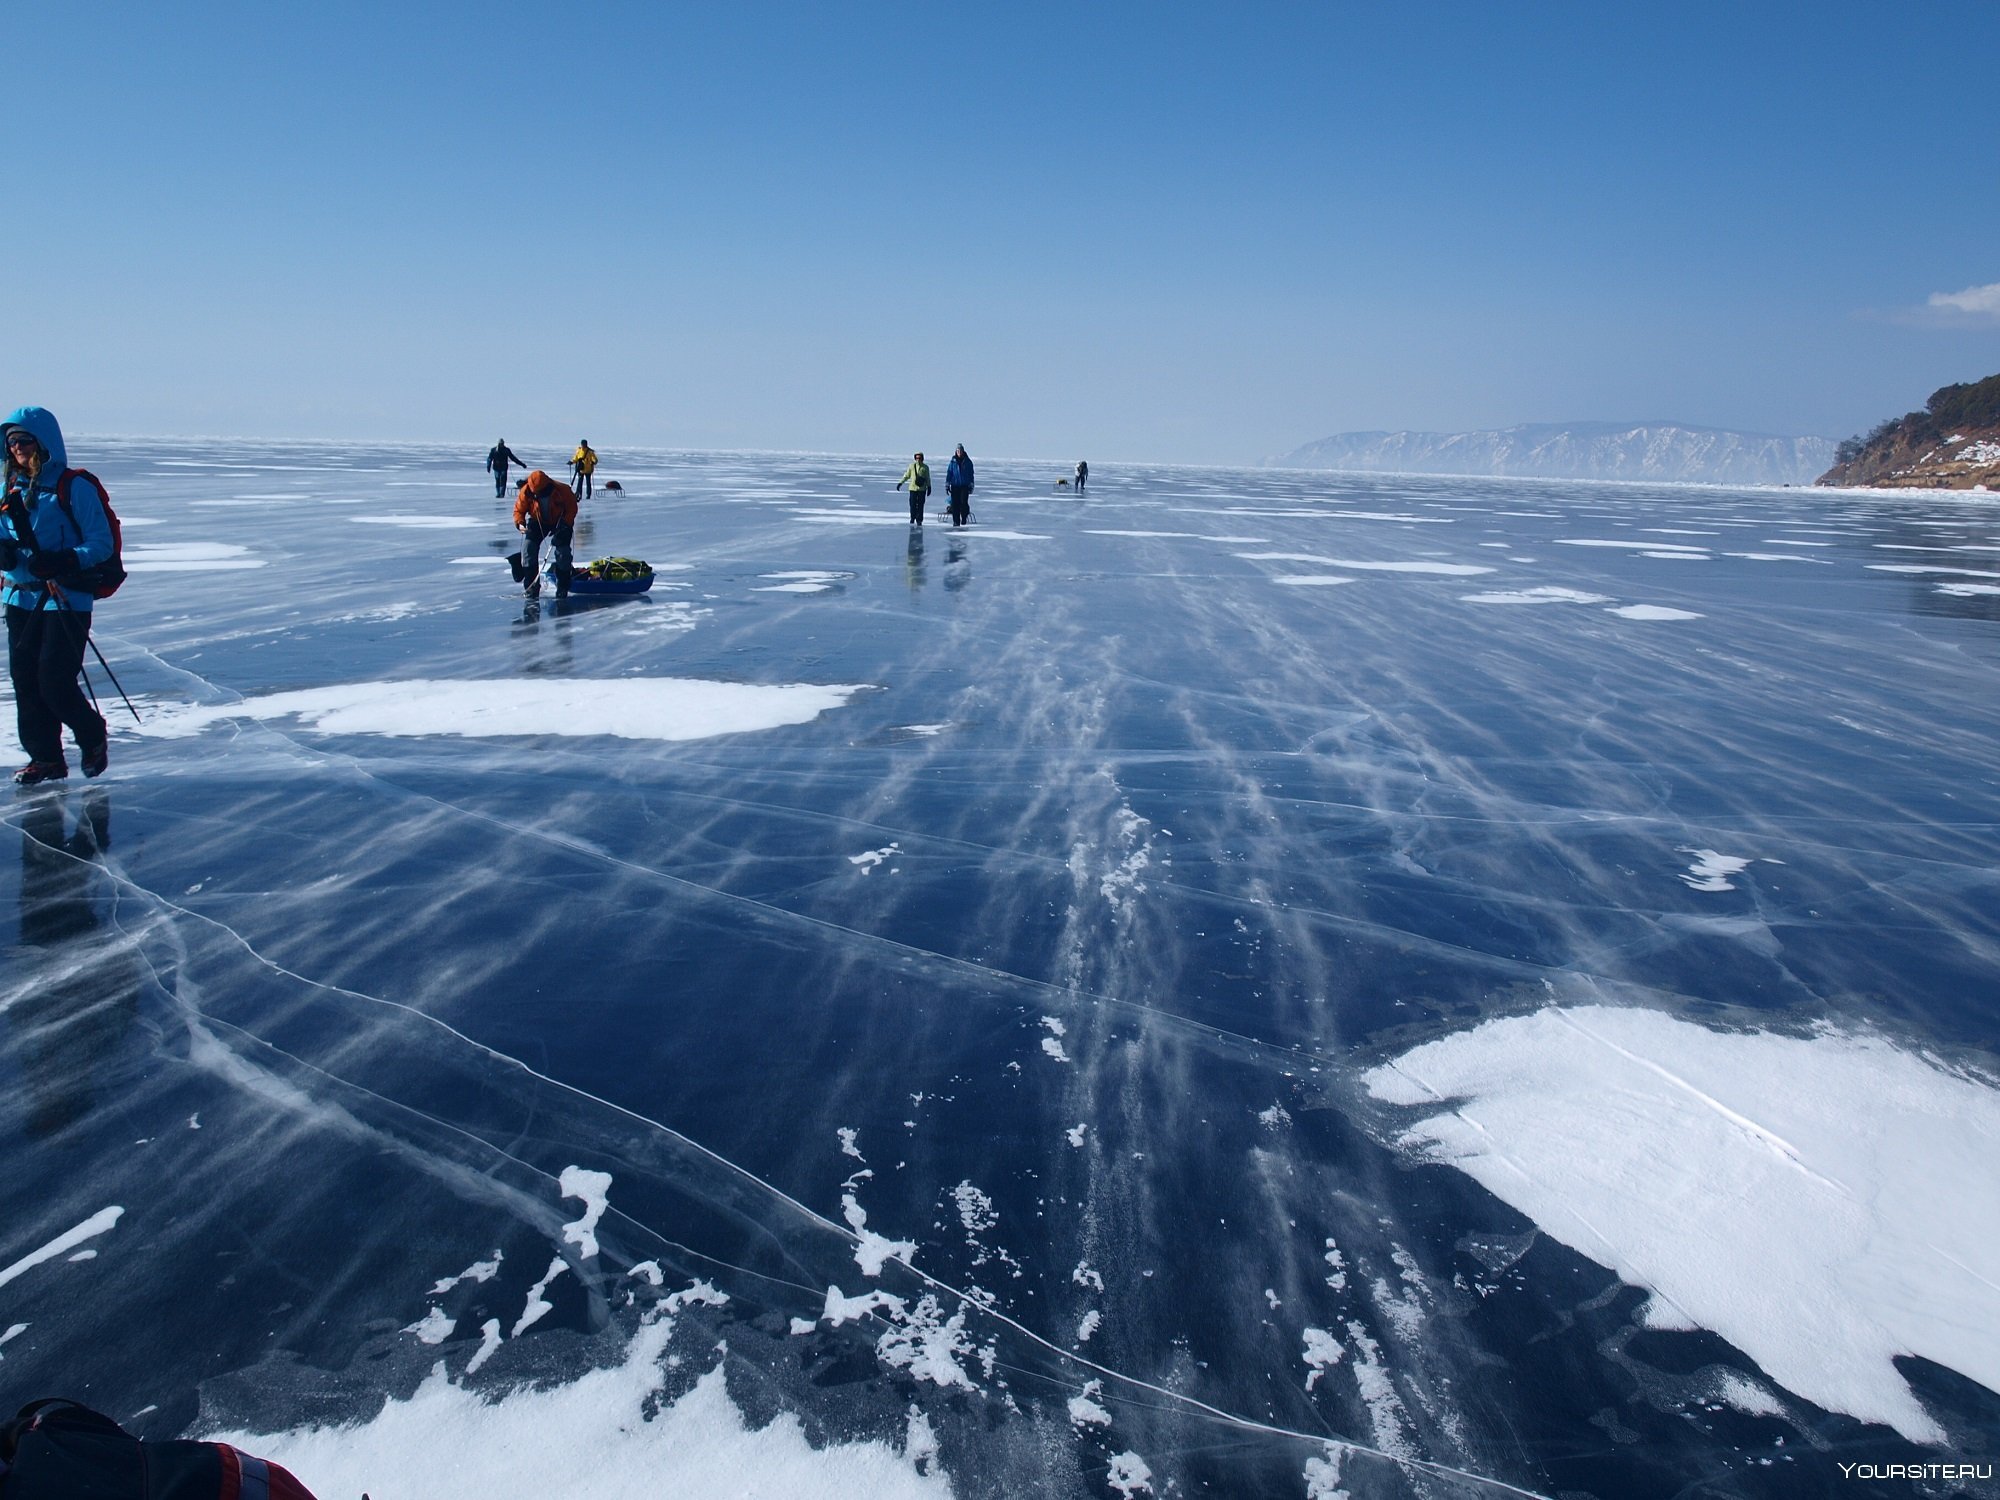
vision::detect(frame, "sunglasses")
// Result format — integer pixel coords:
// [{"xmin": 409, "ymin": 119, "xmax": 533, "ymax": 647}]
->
[{"xmin": 4, "ymin": 434, "xmax": 36, "ymax": 452}]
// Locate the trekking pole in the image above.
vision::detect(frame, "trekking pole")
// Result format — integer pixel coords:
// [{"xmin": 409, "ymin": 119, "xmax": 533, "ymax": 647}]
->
[{"xmin": 46, "ymin": 577, "xmax": 141, "ymax": 725}]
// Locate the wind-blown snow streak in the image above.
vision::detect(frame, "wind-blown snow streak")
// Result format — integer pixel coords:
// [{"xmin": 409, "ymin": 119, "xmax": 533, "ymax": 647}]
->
[{"xmin": 0, "ymin": 1208, "xmax": 125, "ymax": 1290}]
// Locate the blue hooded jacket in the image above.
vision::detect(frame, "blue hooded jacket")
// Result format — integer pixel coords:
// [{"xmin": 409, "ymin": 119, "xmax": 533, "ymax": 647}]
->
[{"xmin": 1, "ymin": 406, "xmax": 113, "ymax": 614}]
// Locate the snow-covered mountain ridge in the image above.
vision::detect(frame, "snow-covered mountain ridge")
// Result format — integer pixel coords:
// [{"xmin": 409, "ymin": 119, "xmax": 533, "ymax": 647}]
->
[{"xmin": 1271, "ymin": 422, "xmax": 1837, "ymax": 486}]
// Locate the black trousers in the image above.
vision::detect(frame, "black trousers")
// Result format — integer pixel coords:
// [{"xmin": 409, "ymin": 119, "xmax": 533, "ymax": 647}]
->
[
  {"xmin": 908, "ymin": 489, "xmax": 928, "ymax": 524},
  {"xmin": 7, "ymin": 605, "xmax": 107, "ymax": 767},
  {"xmin": 521, "ymin": 519, "xmax": 574, "ymax": 597},
  {"xmin": 947, "ymin": 487, "xmax": 971, "ymax": 526}
]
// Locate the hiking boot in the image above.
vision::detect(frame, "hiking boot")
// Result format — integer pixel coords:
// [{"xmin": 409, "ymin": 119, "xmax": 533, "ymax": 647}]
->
[
  {"xmin": 82, "ymin": 740, "xmax": 109, "ymax": 779},
  {"xmin": 13, "ymin": 760, "xmax": 67, "ymax": 787}
]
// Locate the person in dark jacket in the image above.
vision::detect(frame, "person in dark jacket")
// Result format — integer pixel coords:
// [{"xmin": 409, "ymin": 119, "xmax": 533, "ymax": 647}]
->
[
  {"xmin": 512, "ymin": 470, "xmax": 579, "ymax": 599},
  {"xmin": 1, "ymin": 408, "xmax": 113, "ymax": 787},
  {"xmin": 945, "ymin": 445, "xmax": 974, "ymax": 528},
  {"xmin": 899, "ymin": 452, "xmax": 931, "ymax": 526},
  {"xmin": 486, "ymin": 439, "xmax": 528, "ymax": 498},
  {"xmin": 1074, "ymin": 459, "xmax": 1088, "ymax": 494}
]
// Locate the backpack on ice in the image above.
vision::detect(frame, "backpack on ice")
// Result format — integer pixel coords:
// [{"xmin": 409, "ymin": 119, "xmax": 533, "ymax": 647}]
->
[
  {"xmin": 52, "ymin": 468, "xmax": 128, "ymax": 599},
  {"xmin": 0, "ymin": 1397, "xmax": 322, "ymax": 1499}
]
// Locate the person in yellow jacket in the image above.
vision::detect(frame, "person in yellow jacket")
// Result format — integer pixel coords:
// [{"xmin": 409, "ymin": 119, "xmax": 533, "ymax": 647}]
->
[
  {"xmin": 510, "ymin": 470, "xmax": 579, "ymax": 599},
  {"xmin": 570, "ymin": 440, "xmax": 598, "ymax": 500},
  {"xmin": 898, "ymin": 452, "xmax": 931, "ymax": 527}
]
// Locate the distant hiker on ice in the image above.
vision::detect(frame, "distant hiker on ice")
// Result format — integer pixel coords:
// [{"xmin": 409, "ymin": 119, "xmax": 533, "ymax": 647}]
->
[
  {"xmin": 485, "ymin": 437, "xmax": 528, "ymax": 498},
  {"xmin": 1074, "ymin": 459, "xmax": 1088, "ymax": 494},
  {"xmin": 511, "ymin": 469, "xmax": 579, "ymax": 600},
  {"xmin": 945, "ymin": 445, "xmax": 974, "ymax": 528},
  {"xmin": 571, "ymin": 439, "xmax": 598, "ymax": 500},
  {"xmin": 899, "ymin": 452, "xmax": 931, "ymax": 526},
  {"xmin": 2, "ymin": 408, "xmax": 115, "ymax": 787}
]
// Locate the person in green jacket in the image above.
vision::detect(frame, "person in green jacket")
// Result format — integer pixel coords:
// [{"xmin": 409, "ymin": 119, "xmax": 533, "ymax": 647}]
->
[{"xmin": 899, "ymin": 452, "xmax": 931, "ymax": 526}]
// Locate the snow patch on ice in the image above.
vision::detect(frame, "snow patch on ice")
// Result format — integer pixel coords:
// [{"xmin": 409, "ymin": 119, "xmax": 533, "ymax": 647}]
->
[
  {"xmin": 1712, "ymin": 1370, "xmax": 1786, "ymax": 1417},
  {"xmin": 215, "ymin": 1315, "xmax": 951, "ymax": 1500},
  {"xmin": 875, "ymin": 1294, "xmax": 980, "ymax": 1391},
  {"xmin": 405, "ymin": 1307, "xmax": 456, "ymax": 1345},
  {"xmin": 511, "ymin": 1257, "xmax": 568, "ymax": 1337},
  {"xmin": 1068, "ymin": 1379, "xmax": 1113, "ymax": 1427},
  {"xmin": 842, "ymin": 1193, "xmax": 917, "ymax": 1276},
  {"xmin": 430, "ymin": 1253, "xmax": 502, "ymax": 1295},
  {"xmin": 138, "ymin": 678, "xmax": 870, "ymax": 743},
  {"xmin": 463, "ymin": 1318, "xmax": 502, "ymax": 1375},
  {"xmin": 822, "ymin": 1286, "xmax": 908, "ymax": 1327},
  {"xmin": 755, "ymin": 571, "xmax": 853, "ymax": 593},
  {"xmin": 951, "ymin": 1182, "xmax": 998, "ymax": 1235},
  {"xmin": 1608, "ymin": 605, "xmax": 1702, "ymax": 621},
  {"xmin": 851, "ymin": 844, "xmax": 900, "ymax": 873},
  {"xmin": 1363, "ymin": 1005, "xmax": 2000, "ymax": 1443},
  {"xmin": 1303, "ymin": 1448, "xmax": 1350, "ymax": 1499},
  {"xmin": 1461, "ymin": 586, "xmax": 1611, "ymax": 606},
  {"xmin": 1106, "ymin": 1449, "xmax": 1154, "ymax": 1497},
  {"xmin": 1343, "ymin": 1320, "xmax": 1414, "ymax": 1459},
  {"xmin": 125, "ymin": 542, "xmax": 267, "ymax": 571},
  {"xmin": 1301, "ymin": 1326, "xmax": 1345, "ymax": 1390},
  {"xmin": 1679, "ymin": 849, "xmax": 1751, "ymax": 892},
  {"xmin": 559, "ymin": 1166, "xmax": 614, "ymax": 1259}
]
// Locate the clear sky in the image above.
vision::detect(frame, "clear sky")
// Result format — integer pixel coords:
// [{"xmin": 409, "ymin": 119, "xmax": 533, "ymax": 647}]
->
[{"xmin": 12, "ymin": 1, "xmax": 1999, "ymax": 463}]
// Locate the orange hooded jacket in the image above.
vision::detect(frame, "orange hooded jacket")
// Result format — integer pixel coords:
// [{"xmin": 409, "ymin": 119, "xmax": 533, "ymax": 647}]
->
[{"xmin": 513, "ymin": 471, "xmax": 579, "ymax": 529}]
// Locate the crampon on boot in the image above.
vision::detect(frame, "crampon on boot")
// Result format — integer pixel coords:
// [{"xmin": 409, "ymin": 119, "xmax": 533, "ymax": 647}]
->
[{"xmin": 13, "ymin": 761, "xmax": 68, "ymax": 787}]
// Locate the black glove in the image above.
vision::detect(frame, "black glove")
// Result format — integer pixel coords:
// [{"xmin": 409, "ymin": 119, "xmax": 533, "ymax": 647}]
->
[{"xmin": 26, "ymin": 548, "xmax": 77, "ymax": 580}]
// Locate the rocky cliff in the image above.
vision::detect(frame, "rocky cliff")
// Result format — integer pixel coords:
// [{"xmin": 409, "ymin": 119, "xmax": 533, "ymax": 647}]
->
[
  {"xmin": 1274, "ymin": 422, "xmax": 1836, "ymax": 486},
  {"xmin": 1816, "ymin": 374, "xmax": 2000, "ymax": 490}
]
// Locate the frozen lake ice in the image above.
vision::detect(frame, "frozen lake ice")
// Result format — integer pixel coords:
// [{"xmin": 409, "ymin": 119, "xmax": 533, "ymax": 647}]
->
[{"xmin": 3, "ymin": 440, "xmax": 1997, "ymax": 1498}]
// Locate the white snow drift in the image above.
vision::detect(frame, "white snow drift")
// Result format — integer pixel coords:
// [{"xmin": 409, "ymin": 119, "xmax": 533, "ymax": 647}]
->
[
  {"xmin": 137, "ymin": 678, "xmax": 870, "ymax": 743},
  {"xmin": 1363, "ymin": 1005, "xmax": 2000, "ymax": 1444}
]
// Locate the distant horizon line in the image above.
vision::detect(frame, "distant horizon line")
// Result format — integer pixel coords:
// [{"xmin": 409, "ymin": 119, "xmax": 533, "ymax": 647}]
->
[{"xmin": 1283, "ymin": 418, "xmax": 1840, "ymax": 447}]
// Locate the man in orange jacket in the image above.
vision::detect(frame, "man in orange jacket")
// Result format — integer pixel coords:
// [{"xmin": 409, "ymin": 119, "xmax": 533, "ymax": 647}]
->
[{"xmin": 512, "ymin": 469, "xmax": 579, "ymax": 599}]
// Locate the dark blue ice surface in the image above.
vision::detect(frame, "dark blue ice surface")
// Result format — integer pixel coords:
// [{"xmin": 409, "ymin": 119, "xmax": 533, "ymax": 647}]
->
[{"xmin": 2, "ymin": 440, "xmax": 1996, "ymax": 1498}]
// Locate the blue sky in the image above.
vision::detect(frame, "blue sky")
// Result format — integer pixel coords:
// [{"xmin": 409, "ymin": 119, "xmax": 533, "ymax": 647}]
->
[{"xmin": 13, "ymin": 1, "xmax": 1998, "ymax": 463}]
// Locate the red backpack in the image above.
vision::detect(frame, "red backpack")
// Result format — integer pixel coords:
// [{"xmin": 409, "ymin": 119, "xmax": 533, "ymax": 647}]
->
[
  {"xmin": 52, "ymin": 468, "xmax": 128, "ymax": 599},
  {"xmin": 0, "ymin": 1398, "xmax": 323, "ymax": 1499}
]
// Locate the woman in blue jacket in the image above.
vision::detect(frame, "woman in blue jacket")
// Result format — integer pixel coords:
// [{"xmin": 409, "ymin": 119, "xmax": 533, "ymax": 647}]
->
[
  {"xmin": 1, "ymin": 407, "xmax": 115, "ymax": 785},
  {"xmin": 945, "ymin": 445, "xmax": 974, "ymax": 527}
]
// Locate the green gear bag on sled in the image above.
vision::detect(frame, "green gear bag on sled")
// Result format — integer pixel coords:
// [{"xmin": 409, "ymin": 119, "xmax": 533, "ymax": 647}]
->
[
  {"xmin": 566, "ymin": 556, "xmax": 655, "ymax": 595},
  {"xmin": 0, "ymin": 1398, "xmax": 323, "ymax": 1499}
]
